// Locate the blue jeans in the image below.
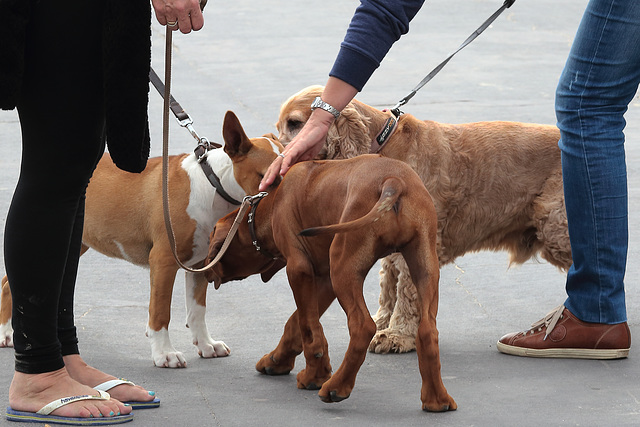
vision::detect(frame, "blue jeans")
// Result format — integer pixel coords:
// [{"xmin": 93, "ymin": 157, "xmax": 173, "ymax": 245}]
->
[{"xmin": 556, "ymin": 0, "xmax": 640, "ymax": 324}]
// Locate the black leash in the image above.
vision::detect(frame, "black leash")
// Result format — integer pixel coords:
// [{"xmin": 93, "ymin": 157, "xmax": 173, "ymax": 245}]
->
[
  {"xmin": 390, "ymin": 0, "xmax": 516, "ymax": 117},
  {"xmin": 149, "ymin": 67, "xmax": 242, "ymax": 205}
]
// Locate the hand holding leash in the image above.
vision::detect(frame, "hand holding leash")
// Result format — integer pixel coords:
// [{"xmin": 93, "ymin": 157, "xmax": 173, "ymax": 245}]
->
[{"xmin": 152, "ymin": 0, "xmax": 206, "ymax": 33}]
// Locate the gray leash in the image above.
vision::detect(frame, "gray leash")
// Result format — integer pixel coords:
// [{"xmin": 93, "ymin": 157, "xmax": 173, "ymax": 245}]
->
[{"xmin": 390, "ymin": 0, "xmax": 516, "ymax": 117}]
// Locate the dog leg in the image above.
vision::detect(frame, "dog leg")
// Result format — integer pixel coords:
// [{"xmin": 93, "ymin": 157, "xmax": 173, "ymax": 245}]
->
[
  {"xmin": 281, "ymin": 263, "xmax": 333, "ymax": 391},
  {"xmin": 255, "ymin": 311, "xmax": 302, "ymax": 376},
  {"xmin": 370, "ymin": 257, "xmax": 398, "ymax": 332},
  {"xmin": 318, "ymin": 239, "xmax": 376, "ymax": 403},
  {"xmin": 147, "ymin": 249, "xmax": 186, "ymax": 368},
  {"xmin": 402, "ymin": 237, "xmax": 456, "ymax": 412},
  {"xmin": 370, "ymin": 254, "xmax": 418, "ymax": 354},
  {"xmin": 256, "ymin": 277, "xmax": 335, "ymax": 377},
  {"xmin": 185, "ymin": 271, "xmax": 230, "ymax": 358},
  {"xmin": 0, "ymin": 275, "xmax": 13, "ymax": 348}
]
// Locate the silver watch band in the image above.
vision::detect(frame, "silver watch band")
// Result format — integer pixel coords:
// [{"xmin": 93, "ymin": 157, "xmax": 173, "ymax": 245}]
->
[{"xmin": 310, "ymin": 96, "xmax": 340, "ymax": 119}]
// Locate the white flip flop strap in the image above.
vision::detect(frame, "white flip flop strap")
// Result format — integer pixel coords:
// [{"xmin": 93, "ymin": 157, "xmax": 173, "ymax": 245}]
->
[
  {"xmin": 37, "ymin": 390, "xmax": 110, "ymax": 415},
  {"xmin": 93, "ymin": 378, "xmax": 135, "ymax": 392}
]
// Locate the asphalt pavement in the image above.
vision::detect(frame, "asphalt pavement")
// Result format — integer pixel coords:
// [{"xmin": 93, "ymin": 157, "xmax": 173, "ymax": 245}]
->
[{"xmin": 1, "ymin": 1, "xmax": 639, "ymax": 426}]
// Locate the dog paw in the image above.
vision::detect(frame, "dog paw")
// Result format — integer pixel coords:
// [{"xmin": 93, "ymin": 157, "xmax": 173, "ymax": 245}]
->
[
  {"xmin": 422, "ymin": 394, "xmax": 457, "ymax": 412},
  {"xmin": 195, "ymin": 338, "xmax": 230, "ymax": 358},
  {"xmin": 318, "ymin": 382, "xmax": 351, "ymax": 403},
  {"xmin": 153, "ymin": 351, "xmax": 188, "ymax": 368},
  {"xmin": 368, "ymin": 329, "xmax": 416, "ymax": 354},
  {"xmin": 256, "ymin": 352, "xmax": 296, "ymax": 376},
  {"xmin": 0, "ymin": 322, "xmax": 13, "ymax": 348},
  {"xmin": 296, "ymin": 368, "xmax": 331, "ymax": 391}
]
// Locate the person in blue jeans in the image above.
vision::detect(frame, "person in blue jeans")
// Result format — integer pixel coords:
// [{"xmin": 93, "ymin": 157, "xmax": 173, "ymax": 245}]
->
[
  {"xmin": 260, "ymin": 0, "xmax": 632, "ymax": 359},
  {"xmin": 497, "ymin": 0, "xmax": 634, "ymax": 358}
]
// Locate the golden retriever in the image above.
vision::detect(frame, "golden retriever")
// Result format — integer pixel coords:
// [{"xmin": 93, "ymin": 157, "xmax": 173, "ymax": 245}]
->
[{"xmin": 276, "ymin": 85, "xmax": 571, "ymax": 353}]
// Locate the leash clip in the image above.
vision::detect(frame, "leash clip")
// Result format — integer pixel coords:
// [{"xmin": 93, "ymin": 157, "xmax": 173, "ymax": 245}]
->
[
  {"xmin": 389, "ymin": 107, "xmax": 404, "ymax": 118},
  {"xmin": 244, "ymin": 192, "xmax": 269, "ymax": 207},
  {"xmin": 178, "ymin": 116, "xmax": 204, "ymax": 145}
]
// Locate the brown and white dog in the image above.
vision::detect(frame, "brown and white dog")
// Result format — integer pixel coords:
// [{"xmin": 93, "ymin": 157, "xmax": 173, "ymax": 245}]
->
[
  {"xmin": 0, "ymin": 111, "xmax": 283, "ymax": 368},
  {"xmin": 277, "ymin": 85, "xmax": 571, "ymax": 354},
  {"xmin": 205, "ymin": 154, "xmax": 456, "ymax": 412}
]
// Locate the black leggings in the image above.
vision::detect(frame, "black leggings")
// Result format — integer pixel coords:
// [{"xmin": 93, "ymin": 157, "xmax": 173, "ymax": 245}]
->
[{"xmin": 4, "ymin": 0, "xmax": 106, "ymax": 374}]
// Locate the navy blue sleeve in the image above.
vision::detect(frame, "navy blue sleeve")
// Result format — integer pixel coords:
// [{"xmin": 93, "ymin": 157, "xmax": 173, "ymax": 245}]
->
[{"xmin": 329, "ymin": 0, "xmax": 426, "ymax": 91}]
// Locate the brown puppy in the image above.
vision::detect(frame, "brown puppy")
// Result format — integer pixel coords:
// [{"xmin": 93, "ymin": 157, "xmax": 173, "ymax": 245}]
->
[
  {"xmin": 0, "ymin": 111, "xmax": 283, "ymax": 367},
  {"xmin": 205, "ymin": 154, "xmax": 456, "ymax": 412},
  {"xmin": 277, "ymin": 85, "xmax": 570, "ymax": 353}
]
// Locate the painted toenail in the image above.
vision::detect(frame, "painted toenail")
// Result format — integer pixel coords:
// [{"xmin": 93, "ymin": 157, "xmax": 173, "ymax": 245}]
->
[
  {"xmin": 149, "ymin": 391, "xmax": 156, "ymax": 396},
  {"xmin": 110, "ymin": 411, "xmax": 115, "ymax": 416}
]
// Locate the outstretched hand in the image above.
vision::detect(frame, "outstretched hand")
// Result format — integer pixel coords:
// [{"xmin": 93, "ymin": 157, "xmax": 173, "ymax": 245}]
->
[{"xmin": 259, "ymin": 109, "xmax": 334, "ymax": 191}]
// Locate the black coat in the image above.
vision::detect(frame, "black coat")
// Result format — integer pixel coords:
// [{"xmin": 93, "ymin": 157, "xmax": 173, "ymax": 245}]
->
[{"xmin": 0, "ymin": 0, "xmax": 151, "ymax": 173}]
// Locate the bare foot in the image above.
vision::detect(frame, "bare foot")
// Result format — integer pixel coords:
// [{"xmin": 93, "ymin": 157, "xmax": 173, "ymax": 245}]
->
[
  {"xmin": 9, "ymin": 368, "xmax": 130, "ymax": 418},
  {"xmin": 63, "ymin": 354, "xmax": 156, "ymax": 404}
]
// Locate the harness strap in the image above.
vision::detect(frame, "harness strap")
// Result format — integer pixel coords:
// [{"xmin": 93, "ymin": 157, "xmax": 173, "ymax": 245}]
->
[{"xmin": 200, "ymin": 160, "xmax": 242, "ymax": 205}]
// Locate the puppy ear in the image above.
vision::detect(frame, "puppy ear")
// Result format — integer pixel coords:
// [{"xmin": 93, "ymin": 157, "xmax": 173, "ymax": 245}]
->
[
  {"xmin": 207, "ymin": 226, "xmax": 224, "ymax": 262},
  {"xmin": 223, "ymin": 110, "xmax": 252, "ymax": 157},
  {"xmin": 260, "ymin": 258, "xmax": 287, "ymax": 282},
  {"xmin": 262, "ymin": 132, "xmax": 278, "ymax": 141},
  {"xmin": 212, "ymin": 274, "xmax": 222, "ymax": 290},
  {"xmin": 326, "ymin": 102, "xmax": 370, "ymax": 159},
  {"xmin": 205, "ymin": 220, "xmax": 232, "ymax": 278}
]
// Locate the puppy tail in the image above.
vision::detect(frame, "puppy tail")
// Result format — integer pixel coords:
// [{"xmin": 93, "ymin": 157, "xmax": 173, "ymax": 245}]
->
[{"xmin": 300, "ymin": 177, "xmax": 404, "ymax": 236}]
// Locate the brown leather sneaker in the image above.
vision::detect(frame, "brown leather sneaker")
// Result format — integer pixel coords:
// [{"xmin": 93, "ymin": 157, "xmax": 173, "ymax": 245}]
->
[{"xmin": 497, "ymin": 305, "xmax": 631, "ymax": 359}]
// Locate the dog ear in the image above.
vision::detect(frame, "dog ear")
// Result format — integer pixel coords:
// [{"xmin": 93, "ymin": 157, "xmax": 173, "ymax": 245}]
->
[
  {"xmin": 204, "ymin": 220, "xmax": 232, "ymax": 282},
  {"xmin": 260, "ymin": 258, "xmax": 286, "ymax": 282},
  {"xmin": 223, "ymin": 110, "xmax": 252, "ymax": 157},
  {"xmin": 262, "ymin": 132, "xmax": 278, "ymax": 141},
  {"xmin": 326, "ymin": 102, "xmax": 371, "ymax": 159}
]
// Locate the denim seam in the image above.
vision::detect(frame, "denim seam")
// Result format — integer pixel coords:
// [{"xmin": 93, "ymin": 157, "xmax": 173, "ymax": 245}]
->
[{"xmin": 575, "ymin": 0, "xmax": 617, "ymax": 323}]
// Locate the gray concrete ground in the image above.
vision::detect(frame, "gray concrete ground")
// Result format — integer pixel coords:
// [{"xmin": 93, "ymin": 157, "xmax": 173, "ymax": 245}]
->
[{"xmin": 2, "ymin": 0, "xmax": 639, "ymax": 425}]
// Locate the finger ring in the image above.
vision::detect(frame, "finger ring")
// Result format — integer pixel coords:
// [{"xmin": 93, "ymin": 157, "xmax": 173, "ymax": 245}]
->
[
  {"xmin": 278, "ymin": 153, "xmax": 285, "ymax": 158},
  {"xmin": 167, "ymin": 20, "xmax": 178, "ymax": 27}
]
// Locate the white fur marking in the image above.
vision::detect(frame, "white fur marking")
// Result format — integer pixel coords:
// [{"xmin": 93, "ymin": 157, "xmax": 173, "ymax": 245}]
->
[
  {"xmin": 259, "ymin": 137, "xmax": 282, "ymax": 155},
  {"xmin": 0, "ymin": 321, "xmax": 13, "ymax": 347},
  {"xmin": 184, "ymin": 272, "xmax": 231, "ymax": 358},
  {"xmin": 181, "ymin": 151, "xmax": 247, "ymax": 265},
  {"xmin": 114, "ymin": 241, "xmax": 135, "ymax": 263},
  {"xmin": 146, "ymin": 326, "xmax": 187, "ymax": 368}
]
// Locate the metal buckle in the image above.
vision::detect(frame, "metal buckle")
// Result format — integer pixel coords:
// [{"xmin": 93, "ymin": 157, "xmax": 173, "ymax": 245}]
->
[
  {"xmin": 244, "ymin": 192, "xmax": 269, "ymax": 206},
  {"xmin": 195, "ymin": 137, "xmax": 212, "ymax": 162}
]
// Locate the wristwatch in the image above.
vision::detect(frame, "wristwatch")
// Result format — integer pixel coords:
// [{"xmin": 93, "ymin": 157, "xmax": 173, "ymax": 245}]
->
[{"xmin": 310, "ymin": 97, "xmax": 341, "ymax": 119}]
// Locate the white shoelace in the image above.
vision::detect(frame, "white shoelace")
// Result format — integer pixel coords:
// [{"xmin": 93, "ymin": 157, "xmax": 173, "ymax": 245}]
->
[{"xmin": 523, "ymin": 304, "xmax": 565, "ymax": 341}]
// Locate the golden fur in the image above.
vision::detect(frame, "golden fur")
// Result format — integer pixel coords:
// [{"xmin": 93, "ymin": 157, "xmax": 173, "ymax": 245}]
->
[{"xmin": 277, "ymin": 85, "xmax": 571, "ymax": 353}]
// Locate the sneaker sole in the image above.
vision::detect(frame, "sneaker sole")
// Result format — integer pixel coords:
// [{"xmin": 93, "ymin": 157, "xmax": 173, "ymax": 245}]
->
[{"xmin": 496, "ymin": 341, "xmax": 629, "ymax": 359}]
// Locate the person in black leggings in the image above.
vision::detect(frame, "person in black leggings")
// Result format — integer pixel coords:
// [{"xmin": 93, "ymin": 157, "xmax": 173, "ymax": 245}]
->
[{"xmin": 2, "ymin": 0, "xmax": 204, "ymax": 422}]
